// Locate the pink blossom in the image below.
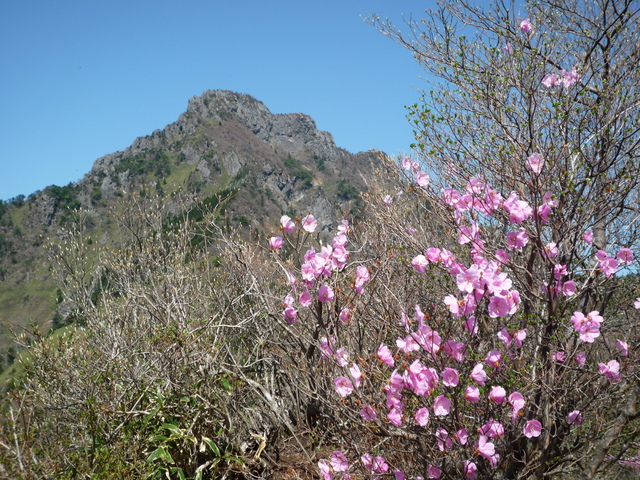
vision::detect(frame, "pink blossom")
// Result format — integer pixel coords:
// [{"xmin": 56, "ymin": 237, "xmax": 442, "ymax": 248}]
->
[
  {"xmin": 412, "ymin": 255, "xmax": 429, "ymax": 273},
  {"xmin": 542, "ymin": 73, "xmax": 560, "ymax": 88},
  {"xmin": 339, "ymin": 307, "xmax": 351, "ymax": 323},
  {"xmin": 433, "ymin": 395, "xmax": 452, "ymax": 416},
  {"xmin": 571, "ymin": 311, "xmax": 603, "ymax": 343},
  {"xmin": 302, "ymin": 214, "xmax": 318, "ymax": 233},
  {"xmin": 442, "ymin": 368, "xmax": 460, "ymax": 387},
  {"xmin": 506, "ymin": 228, "xmax": 529, "ymax": 250},
  {"xmin": 480, "ymin": 419, "xmax": 505, "ymax": 438},
  {"xmin": 283, "ymin": 306, "xmax": 297, "ymax": 324},
  {"xmin": 509, "ymin": 391, "xmax": 525, "ymax": 412},
  {"xmin": 377, "ymin": 343, "xmax": 395, "ymax": 366},
  {"xmin": 383, "ymin": 195, "xmax": 393, "ymax": 206},
  {"xmin": 350, "ymin": 363, "xmax": 362, "ymax": 388},
  {"xmin": 269, "ymin": 236, "xmax": 284, "ymax": 250},
  {"xmin": 495, "ymin": 249, "xmax": 510, "ymax": 265},
  {"xmin": 504, "ymin": 192, "xmax": 533, "ymax": 223},
  {"xmin": 523, "ymin": 419, "xmax": 542, "ymax": 438},
  {"xmin": 443, "ymin": 340, "xmax": 466, "ymax": 361},
  {"xmin": 330, "ymin": 451, "xmax": 349, "ymax": 472},
  {"xmin": 464, "ymin": 461, "xmax": 478, "ymax": 479},
  {"xmin": 416, "ymin": 171, "xmax": 430, "ymax": 187},
  {"xmin": 334, "ymin": 376, "xmax": 353, "ymax": 397},
  {"xmin": 427, "ymin": 464, "xmax": 442, "ymax": 478},
  {"xmin": 318, "ymin": 284, "xmax": 334, "ymax": 303},
  {"xmin": 456, "ymin": 428, "xmax": 469, "ymax": 445},
  {"xmin": 415, "ymin": 407, "xmax": 430, "ymax": 427},
  {"xmin": 616, "ymin": 340, "xmax": 629, "ymax": 357},
  {"xmin": 401, "ymin": 156, "xmax": 412, "ymax": 170},
  {"xmin": 489, "ymin": 385, "xmax": 507, "ymax": 404},
  {"xmin": 544, "ymin": 242, "xmax": 558, "ymax": 259},
  {"xmin": 520, "ymin": 18, "xmax": 532, "ymax": 33},
  {"xmin": 436, "ymin": 428, "xmax": 452, "ymax": 452},
  {"xmin": 394, "ymin": 470, "xmax": 406, "ymax": 480},
  {"xmin": 561, "ymin": 67, "xmax": 580, "ymax": 87},
  {"xmin": 360, "ymin": 404, "xmax": 377, "ymax": 422},
  {"xmin": 575, "ymin": 352, "xmax": 587, "ymax": 366},
  {"xmin": 465, "ymin": 385, "xmax": 480, "ymax": 403},
  {"xmin": 485, "ymin": 350, "xmax": 503, "ymax": 369},
  {"xmin": 471, "ymin": 364, "xmax": 487, "ymax": 386},
  {"xmin": 562, "ymin": 280, "xmax": 577, "ymax": 297},
  {"xmin": 299, "ymin": 291, "xmax": 312, "ymax": 307},
  {"xmin": 527, "ymin": 152, "xmax": 544, "ymax": 174},
  {"xmin": 617, "ymin": 248, "xmax": 634, "ymax": 264},
  {"xmin": 583, "ymin": 230, "xmax": 594, "ymax": 244},
  {"xmin": 537, "ymin": 203, "xmax": 552, "ymax": 223},
  {"xmin": 388, "ymin": 407, "xmax": 403, "ymax": 426},
  {"xmin": 426, "ymin": 247, "xmax": 441, "ymax": 262},
  {"xmin": 318, "ymin": 460, "xmax": 333, "ymax": 480},
  {"xmin": 599, "ymin": 360, "xmax": 621, "ymax": 382},
  {"xmin": 335, "ymin": 348, "xmax": 349, "ymax": 367},
  {"xmin": 568, "ymin": 410, "xmax": 583, "ymax": 425},
  {"xmin": 504, "ymin": 42, "xmax": 514, "ymax": 54},
  {"xmin": 476, "ymin": 435, "xmax": 495, "ymax": 459},
  {"xmin": 406, "ymin": 226, "xmax": 417, "ymax": 235},
  {"xmin": 553, "ymin": 351, "xmax": 567, "ymax": 362},
  {"xmin": 464, "ymin": 316, "xmax": 479, "ymax": 335},
  {"xmin": 280, "ymin": 215, "xmax": 295, "ymax": 233}
]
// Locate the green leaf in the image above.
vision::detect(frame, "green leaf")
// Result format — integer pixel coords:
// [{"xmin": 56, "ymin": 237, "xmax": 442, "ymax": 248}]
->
[
  {"xmin": 220, "ymin": 377, "xmax": 231, "ymax": 392},
  {"xmin": 162, "ymin": 423, "xmax": 182, "ymax": 436},
  {"xmin": 203, "ymin": 438, "xmax": 221, "ymax": 457},
  {"xmin": 147, "ymin": 446, "xmax": 174, "ymax": 464}
]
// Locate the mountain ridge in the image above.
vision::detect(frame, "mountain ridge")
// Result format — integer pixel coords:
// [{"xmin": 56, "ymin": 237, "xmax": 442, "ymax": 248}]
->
[{"xmin": 0, "ymin": 89, "xmax": 383, "ymax": 365}]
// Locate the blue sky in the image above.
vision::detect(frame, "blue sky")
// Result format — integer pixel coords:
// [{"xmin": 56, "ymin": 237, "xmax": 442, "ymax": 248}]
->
[{"xmin": 0, "ymin": 0, "xmax": 436, "ymax": 201}]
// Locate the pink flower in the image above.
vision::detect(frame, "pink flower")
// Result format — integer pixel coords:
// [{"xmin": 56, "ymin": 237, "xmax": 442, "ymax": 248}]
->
[
  {"xmin": 480, "ymin": 419, "xmax": 505, "ymax": 438},
  {"xmin": 575, "ymin": 352, "xmax": 587, "ymax": 366},
  {"xmin": 464, "ymin": 461, "xmax": 478, "ymax": 479},
  {"xmin": 476, "ymin": 435, "xmax": 495, "ymax": 459},
  {"xmin": 527, "ymin": 152, "xmax": 544, "ymax": 174},
  {"xmin": 412, "ymin": 255, "xmax": 429, "ymax": 273},
  {"xmin": 616, "ymin": 340, "xmax": 629, "ymax": 357},
  {"xmin": 441, "ymin": 368, "xmax": 460, "ymax": 387},
  {"xmin": 562, "ymin": 280, "xmax": 577, "ymax": 297},
  {"xmin": 360, "ymin": 404, "xmax": 377, "ymax": 421},
  {"xmin": 456, "ymin": 428, "xmax": 469, "ymax": 445},
  {"xmin": 571, "ymin": 311, "xmax": 603, "ymax": 343},
  {"xmin": 377, "ymin": 343, "xmax": 395, "ymax": 366},
  {"xmin": 330, "ymin": 451, "xmax": 349, "ymax": 472},
  {"xmin": 583, "ymin": 230, "xmax": 594, "ymax": 244},
  {"xmin": 635, "ymin": 298, "xmax": 640, "ymax": 309},
  {"xmin": 339, "ymin": 307, "xmax": 351, "ymax": 323},
  {"xmin": 504, "ymin": 192, "xmax": 533, "ymax": 223},
  {"xmin": 415, "ymin": 407, "xmax": 430, "ymax": 426},
  {"xmin": 334, "ymin": 377, "xmax": 353, "ymax": 397},
  {"xmin": 520, "ymin": 18, "xmax": 532, "ymax": 33},
  {"xmin": 485, "ymin": 350, "xmax": 503, "ymax": 369},
  {"xmin": 401, "ymin": 156, "xmax": 412, "ymax": 170},
  {"xmin": 302, "ymin": 214, "xmax": 318, "ymax": 233},
  {"xmin": 507, "ymin": 228, "xmax": 529, "ymax": 250},
  {"xmin": 383, "ymin": 195, "xmax": 393, "ymax": 206},
  {"xmin": 509, "ymin": 391, "xmax": 525, "ymax": 412},
  {"xmin": 433, "ymin": 395, "xmax": 452, "ymax": 416},
  {"xmin": 504, "ymin": 42, "xmax": 513, "ymax": 54},
  {"xmin": 523, "ymin": 419, "xmax": 542, "ymax": 438},
  {"xmin": 489, "ymin": 385, "xmax": 507, "ymax": 404},
  {"xmin": 568, "ymin": 410, "xmax": 583, "ymax": 425},
  {"xmin": 416, "ymin": 171, "xmax": 430, "ymax": 187},
  {"xmin": 269, "ymin": 236, "xmax": 284, "ymax": 250},
  {"xmin": 553, "ymin": 351, "xmax": 567, "ymax": 362},
  {"xmin": 599, "ymin": 360, "xmax": 621, "ymax": 382},
  {"xmin": 299, "ymin": 291, "xmax": 312, "ymax": 307},
  {"xmin": 465, "ymin": 385, "xmax": 480, "ymax": 403},
  {"xmin": 318, "ymin": 284, "xmax": 334, "ymax": 303},
  {"xmin": 427, "ymin": 464, "xmax": 442, "ymax": 478},
  {"xmin": 544, "ymin": 242, "xmax": 558, "ymax": 259},
  {"xmin": 542, "ymin": 73, "xmax": 560, "ymax": 88},
  {"xmin": 471, "ymin": 364, "xmax": 487, "ymax": 386},
  {"xmin": 617, "ymin": 248, "xmax": 634, "ymax": 264},
  {"xmin": 318, "ymin": 460, "xmax": 333, "ymax": 480},
  {"xmin": 280, "ymin": 215, "xmax": 295, "ymax": 233},
  {"xmin": 350, "ymin": 363, "xmax": 362, "ymax": 388},
  {"xmin": 388, "ymin": 407, "xmax": 403, "ymax": 426},
  {"xmin": 335, "ymin": 348, "xmax": 349, "ymax": 367},
  {"xmin": 283, "ymin": 306, "xmax": 298, "ymax": 324}
]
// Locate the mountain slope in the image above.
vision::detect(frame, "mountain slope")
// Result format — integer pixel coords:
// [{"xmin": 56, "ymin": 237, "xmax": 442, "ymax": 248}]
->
[{"xmin": 0, "ymin": 90, "xmax": 382, "ymax": 368}]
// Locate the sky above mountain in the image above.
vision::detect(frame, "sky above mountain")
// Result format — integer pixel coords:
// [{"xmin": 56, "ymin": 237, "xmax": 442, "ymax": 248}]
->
[{"xmin": 0, "ymin": 0, "xmax": 441, "ymax": 201}]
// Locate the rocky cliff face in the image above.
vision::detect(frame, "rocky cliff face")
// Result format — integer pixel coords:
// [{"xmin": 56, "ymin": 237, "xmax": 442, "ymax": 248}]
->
[{"xmin": 84, "ymin": 90, "xmax": 378, "ymax": 231}]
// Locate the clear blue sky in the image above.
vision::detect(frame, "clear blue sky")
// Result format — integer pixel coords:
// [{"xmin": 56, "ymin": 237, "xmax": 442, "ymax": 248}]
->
[{"xmin": 0, "ymin": 0, "xmax": 436, "ymax": 201}]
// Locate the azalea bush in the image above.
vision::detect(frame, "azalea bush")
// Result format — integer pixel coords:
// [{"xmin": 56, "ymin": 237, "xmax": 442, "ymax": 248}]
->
[{"xmin": 263, "ymin": 1, "xmax": 640, "ymax": 478}]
